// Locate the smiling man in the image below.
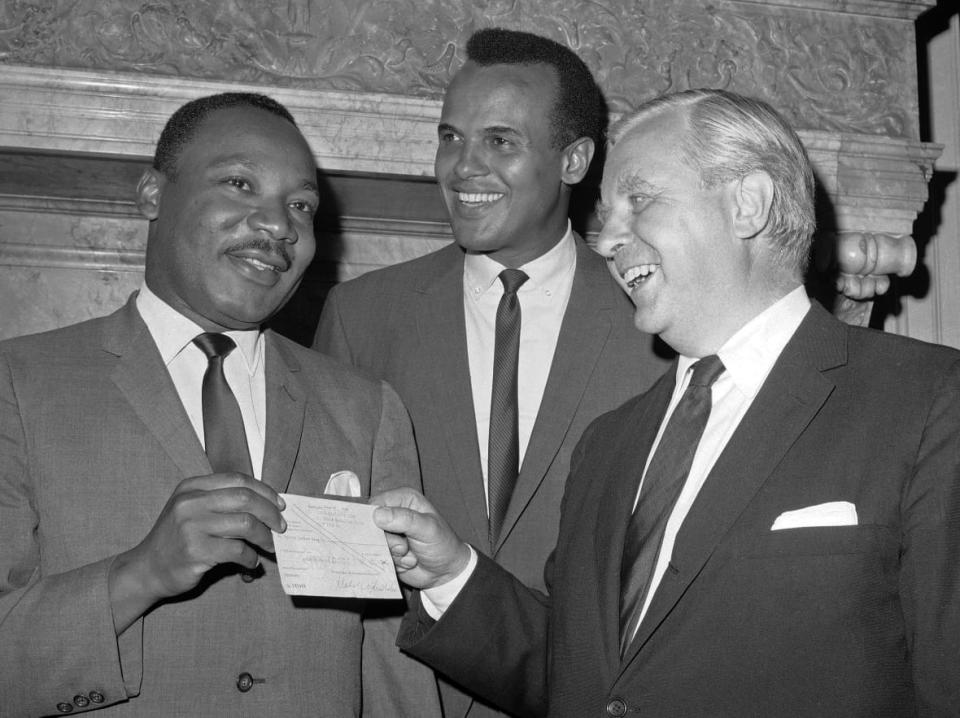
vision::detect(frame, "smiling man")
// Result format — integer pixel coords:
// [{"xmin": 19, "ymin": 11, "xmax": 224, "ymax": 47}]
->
[
  {"xmin": 0, "ymin": 93, "xmax": 422, "ymax": 716},
  {"xmin": 372, "ymin": 90, "xmax": 960, "ymax": 716},
  {"xmin": 314, "ymin": 28, "xmax": 669, "ymax": 718}
]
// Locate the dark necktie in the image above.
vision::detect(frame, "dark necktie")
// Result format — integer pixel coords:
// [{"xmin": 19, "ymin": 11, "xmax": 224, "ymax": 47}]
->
[
  {"xmin": 193, "ymin": 333, "xmax": 254, "ymax": 477},
  {"xmin": 618, "ymin": 354, "xmax": 725, "ymax": 655},
  {"xmin": 487, "ymin": 268, "xmax": 529, "ymax": 547}
]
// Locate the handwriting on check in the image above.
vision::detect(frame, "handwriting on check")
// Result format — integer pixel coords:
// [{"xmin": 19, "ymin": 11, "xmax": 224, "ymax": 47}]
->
[{"xmin": 273, "ymin": 493, "xmax": 401, "ymax": 599}]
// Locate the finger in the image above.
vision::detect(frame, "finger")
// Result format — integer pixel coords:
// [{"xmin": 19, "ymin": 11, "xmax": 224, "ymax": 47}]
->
[
  {"xmin": 369, "ymin": 487, "xmax": 435, "ymax": 513},
  {"xmin": 204, "ymin": 512, "xmax": 278, "ymax": 553},
  {"xmin": 394, "ymin": 552, "xmax": 419, "ymax": 571},
  {"xmin": 372, "ymin": 505, "xmax": 430, "ymax": 538},
  {"xmin": 197, "ymin": 486, "xmax": 287, "ymax": 533},
  {"xmin": 209, "ymin": 536, "xmax": 262, "ymax": 571},
  {"xmin": 180, "ymin": 474, "xmax": 285, "ymax": 511},
  {"xmin": 383, "ymin": 532, "xmax": 409, "ymax": 555}
]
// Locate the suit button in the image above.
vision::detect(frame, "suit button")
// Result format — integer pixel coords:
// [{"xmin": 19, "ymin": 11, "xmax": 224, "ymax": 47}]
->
[
  {"xmin": 73, "ymin": 695, "xmax": 89, "ymax": 708},
  {"xmin": 606, "ymin": 698, "xmax": 628, "ymax": 717},
  {"xmin": 89, "ymin": 691, "xmax": 105, "ymax": 704},
  {"xmin": 56, "ymin": 703, "xmax": 73, "ymax": 713},
  {"xmin": 237, "ymin": 672, "xmax": 254, "ymax": 692},
  {"xmin": 240, "ymin": 570, "xmax": 256, "ymax": 583}
]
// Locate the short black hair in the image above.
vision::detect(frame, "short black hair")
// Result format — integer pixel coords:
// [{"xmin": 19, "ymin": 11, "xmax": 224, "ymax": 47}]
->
[
  {"xmin": 465, "ymin": 27, "xmax": 604, "ymax": 149},
  {"xmin": 152, "ymin": 92, "xmax": 298, "ymax": 180}
]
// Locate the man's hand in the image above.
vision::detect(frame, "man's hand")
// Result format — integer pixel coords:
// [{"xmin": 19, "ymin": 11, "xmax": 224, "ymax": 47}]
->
[
  {"xmin": 108, "ymin": 474, "xmax": 286, "ymax": 633},
  {"xmin": 371, "ymin": 488, "xmax": 471, "ymax": 590}
]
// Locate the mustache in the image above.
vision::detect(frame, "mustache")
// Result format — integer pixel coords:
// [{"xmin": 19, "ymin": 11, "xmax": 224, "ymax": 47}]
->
[{"xmin": 227, "ymin": 238, "xmax": 293, "ymax": 271}]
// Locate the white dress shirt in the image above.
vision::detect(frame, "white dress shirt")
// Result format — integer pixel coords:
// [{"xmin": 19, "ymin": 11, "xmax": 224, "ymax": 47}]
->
[
  {"xmin": 626, "ymin": 285, "xmax": 811, "ymax": 634},
  {"xmin": 425, "ymin": 286, "xmax": 811, "ymax": 618},
  {"xmin": 136, "ymin": 284, "xmax": 267, "ymax": 479},
  {"xmin": 463, "ymin": 223, "xmax": 576, "ymax": 506}
]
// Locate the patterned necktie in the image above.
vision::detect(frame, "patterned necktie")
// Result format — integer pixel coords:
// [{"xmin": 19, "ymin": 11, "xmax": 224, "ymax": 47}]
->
[
  {"xmin": 487, "ymin": 268, "xmax": 529, "ymax": 547},
  {"xmin": 619, "ymin": 355, "xmax": 725, "ymax": 655},
  {"xmin": 193, "ymin": 333, "xmax": 254, "ymax": 476}
]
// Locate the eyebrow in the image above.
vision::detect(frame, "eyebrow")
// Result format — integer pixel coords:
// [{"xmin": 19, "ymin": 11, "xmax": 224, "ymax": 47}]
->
[
  {"xmin": 616, "ymin": 172, "xmax": 660, "ymax": 196},
  {"xmin": 208, "ymin": 157, "xmax": 319, "ymax": 195},
  {"xmin": 595, "ymin": 200, "xmax": 611, "ymax": 223}
]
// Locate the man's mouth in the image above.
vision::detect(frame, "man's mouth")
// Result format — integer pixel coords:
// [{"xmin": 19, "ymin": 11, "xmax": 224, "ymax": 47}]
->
[
  {"xmin": 457, "ymin": 191, "xmax": 504, "ymax": 205},
  {"xmin": 227, "ymin": 243, "xmax": 292, "ymax": 274},
  {"xmin": 622, "ymin": 263, "xmax": 659, "ymax": 288}
]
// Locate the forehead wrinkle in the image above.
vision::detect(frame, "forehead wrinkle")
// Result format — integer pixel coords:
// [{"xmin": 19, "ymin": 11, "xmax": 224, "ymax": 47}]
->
[{"xmin": 484, "ymin": 124, "xmax": 523, "ymax": 137}]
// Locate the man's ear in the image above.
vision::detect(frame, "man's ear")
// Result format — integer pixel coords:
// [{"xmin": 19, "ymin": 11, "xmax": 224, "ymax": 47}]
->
[
  {"xmin": 135, "ymin": 168, "xmax": 165, "ymax": 221},
  {"xmin": 560, "ymin": 137, "xmax": 595, "ymax": 186},
  {"xmin": 732, "ymin": 171, "xmax": 774, "ymax": 240}
]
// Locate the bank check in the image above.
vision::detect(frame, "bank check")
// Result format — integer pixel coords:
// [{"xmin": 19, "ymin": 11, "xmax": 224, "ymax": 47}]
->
[{"xmin": 273, "ymin": 493, "xmax": 401, "ymax": 599}]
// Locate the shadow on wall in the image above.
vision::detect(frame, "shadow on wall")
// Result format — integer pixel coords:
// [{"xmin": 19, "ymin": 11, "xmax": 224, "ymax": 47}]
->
[
  {"xmin": 874, "ymin": 0, "xmax": 959, "ymax": 328},
  {"xmin": 265, "ymin": 168, "xmax": 342, "ymax": 347}
]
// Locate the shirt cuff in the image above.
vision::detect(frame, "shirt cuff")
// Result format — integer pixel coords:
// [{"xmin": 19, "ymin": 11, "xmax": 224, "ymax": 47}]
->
[{"xmin": 420, "ymin": 545, "xmax": 478, "ymax": 619}]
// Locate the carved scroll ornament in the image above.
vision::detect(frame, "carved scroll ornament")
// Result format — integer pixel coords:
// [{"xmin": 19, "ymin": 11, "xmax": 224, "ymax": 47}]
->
[{"xmin": 0, "ymin": 0, "xmax": 916, "ymax": 136}]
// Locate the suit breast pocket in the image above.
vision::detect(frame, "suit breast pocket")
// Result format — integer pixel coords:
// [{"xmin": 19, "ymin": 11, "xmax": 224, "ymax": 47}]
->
[
  {"xmin": 733, "ymin": 524, "xmax": 897, "ymax": 560},
  {"xmin": 723, "ymin": 525, "xmax": 900, "ymax": 609}
]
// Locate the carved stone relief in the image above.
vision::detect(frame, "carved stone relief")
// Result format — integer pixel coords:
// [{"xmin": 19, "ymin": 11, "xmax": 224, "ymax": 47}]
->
[{"xmin": 0, "ymin": 0, "xmax": 918, "ymax": 136}]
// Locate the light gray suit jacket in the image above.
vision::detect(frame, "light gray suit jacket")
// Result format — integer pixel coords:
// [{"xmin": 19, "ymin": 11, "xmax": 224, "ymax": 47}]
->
[
  {"xmin": 316, "ymin": 238, "xmax": 671, "ymax": 717},
  {"xmin": 0, "ymin": 296, "xmax": 422, "ymax": 716}
]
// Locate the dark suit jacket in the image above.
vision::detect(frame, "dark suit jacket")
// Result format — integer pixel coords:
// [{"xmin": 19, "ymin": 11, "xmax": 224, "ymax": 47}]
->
[
  {"xmin": 0, "ymin": 296, "xmax": 421, "ymax": 717},
  {"xmin": 398, "ymin": 303, "xmax": 960, "ymax": 717},
  {"xmin": 316, "ymin": 239, "xmax": 670, "ymax": 717}
]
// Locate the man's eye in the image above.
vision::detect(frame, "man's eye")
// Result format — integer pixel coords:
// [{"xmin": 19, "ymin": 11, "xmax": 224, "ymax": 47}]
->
[
  {"xmin": 630, "ymin": 195, "xmax": 652, "ymax": 212},
  {"xmin": 438, "ymin": 131, "xmax": 459, "ymax": 143},
  {"xmin": 290, "ymin": 200, "xmax": 317, "ymax": 215},
  {"xmin": 226, "ymin": 177, "xmax": 251, "ymax": 191},
  {"xmin": 491, "ymin": 136, "xmax": 511, "ymax": 147}
]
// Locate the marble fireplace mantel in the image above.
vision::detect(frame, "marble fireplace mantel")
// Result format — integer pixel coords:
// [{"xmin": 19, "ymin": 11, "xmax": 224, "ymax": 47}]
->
[{"xmin": 0, "ymin": 57, "xmax": 942, "ymax": 337}]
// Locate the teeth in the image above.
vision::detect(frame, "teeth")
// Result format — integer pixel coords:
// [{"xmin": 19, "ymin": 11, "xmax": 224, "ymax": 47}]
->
[
  {"xmin": 243, "ymin": 257, "xmax": 279, "ymax": 272},
  {"xmin": 622, "ymin": 264, "xmax": 657, "ymax": 288},
  {"xmin": 458, "ymin": 192, "xmax": 504, "ymax": 203}
]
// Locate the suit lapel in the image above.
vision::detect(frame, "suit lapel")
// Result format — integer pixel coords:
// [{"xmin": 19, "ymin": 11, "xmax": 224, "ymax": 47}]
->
[
  {"xmin": 417, "ymin": 246, "xmax": 490, "ymax": 549},
  {"xmin": 494, "ymin": 240, "xmax": 619, "ymax": 553},
  {"xmin": 594, "ymin": 370, "xmax": 677, "ymax": 668},
  {"xmin": 621, "ymin": 304, "xmax": 847, "ymax": 668},
  {"xmin": 107, "ymin": 298, "xmax": 210, "ymax": 480},
  {"xmin": 261, "ymin": 332, "xmax": 306, "ymax": 495}
]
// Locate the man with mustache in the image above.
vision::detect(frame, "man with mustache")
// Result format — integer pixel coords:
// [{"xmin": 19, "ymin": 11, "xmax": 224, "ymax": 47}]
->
[
  {"xmin": 0, "ymin": 92, "xmax": 424, "ymax": 716},
  {"xmin": 373, "ymin": 89, "xmax": 960, "ymax": 716}
]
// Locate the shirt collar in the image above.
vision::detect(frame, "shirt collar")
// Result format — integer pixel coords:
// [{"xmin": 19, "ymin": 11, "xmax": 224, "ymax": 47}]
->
[
  {"xmin": 136, "ymin": 283, "xmax": 263, "ymax": 374},
  {"xmin": 463, "ymin": 221, "xmax": 576, "ymax": 297},
  {"xmin": 676, "ymin": 285, "xmax": 811, "ymax": 398}
]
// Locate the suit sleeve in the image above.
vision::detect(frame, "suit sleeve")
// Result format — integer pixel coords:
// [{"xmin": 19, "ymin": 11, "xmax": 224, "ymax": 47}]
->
[
  {"xmin": 390, "ymin": 411, "xmax": 608, "ymax": 718},
  {"xmin": 313, "ymin": 283, "xmax": 354, "ymax": 364},
  {"xmin": 361, "ymin": 379, "xmax": 445, "ymax": 717},
  {"xmin": 396, "ymin": 553, "xmax": 550, "ymax": 718},
  {"xmin": 370, "ymin": 380, "xmax": 421, "ymax": 495},
  {"xmin": 900, "ymin": 357, "xmax": 960, "ymax": 714},
  {"xmin": 0, "ymin": 350, "xmax": 141, "ymax": 714}
]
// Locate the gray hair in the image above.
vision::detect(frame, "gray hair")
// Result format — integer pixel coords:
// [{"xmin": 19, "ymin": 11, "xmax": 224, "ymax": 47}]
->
[{"xmin": 609, "ymin": 90, "xmax": 816, "ymax": 275}]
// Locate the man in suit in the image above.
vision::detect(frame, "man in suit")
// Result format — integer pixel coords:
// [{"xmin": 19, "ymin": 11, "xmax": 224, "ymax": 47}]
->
[
  {"xmin": 314, "ymin": 28, "xmax": 668, "ymax": 717},
  {"xmin": 0, "ymin": 92, "xmax": 428, "ymax": 716},
  {"xmin": 372, "ymin": 89, "xmax": 960, "ymax": 716}
]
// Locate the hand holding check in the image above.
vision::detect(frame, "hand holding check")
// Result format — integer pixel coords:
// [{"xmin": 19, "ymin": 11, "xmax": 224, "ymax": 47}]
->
[{"xmin": 371, "ymin": 488, "xmax": 473, "ymax": 590}]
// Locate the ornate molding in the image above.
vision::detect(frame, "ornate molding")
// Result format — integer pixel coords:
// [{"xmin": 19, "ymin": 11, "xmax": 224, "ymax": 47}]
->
[
  {"xmin": 0, "ymin": 63, "xmax": 941, "ymax": 329},
  {"xmin": 0, "ymin": 64, "xmax": 440, "ymax": 177},
  {"xmin": 0, "ymin": 0, "xmax": 932, "ymax": 137}
]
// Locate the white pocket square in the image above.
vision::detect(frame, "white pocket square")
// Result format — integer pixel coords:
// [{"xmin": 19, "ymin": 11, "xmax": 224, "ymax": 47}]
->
[
  {"xmin": 323, "ymin": 470, "xmax": 361, "ymax": 498},
  {"xmin": 770, "ymin": 501, "xmax": 858, "ymax": 530}
]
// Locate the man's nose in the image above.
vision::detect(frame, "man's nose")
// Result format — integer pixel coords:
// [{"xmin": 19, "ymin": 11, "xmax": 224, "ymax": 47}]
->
[
  {"xmin": 595, "ymin": 218, "xmax": 631, "ymax": 259},
  {"xmin": 453, "ymin": 141, "xmax": 488, "ymax": 179},
  {"xmin": 248, "ymin": 202, "xmax": 298, "ymax": 243}
]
